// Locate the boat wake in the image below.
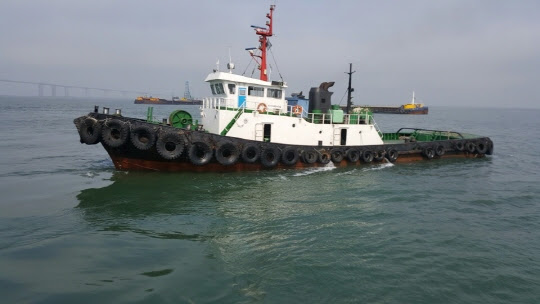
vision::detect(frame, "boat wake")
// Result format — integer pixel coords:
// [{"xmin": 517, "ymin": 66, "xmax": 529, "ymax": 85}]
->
[
  {"xmin": 292, "ymin": 163, "xmax": 336, "ymax": 177},
  {"xmin": 362, "ymin": 162, "xmax": 395, "ymax": 171}
]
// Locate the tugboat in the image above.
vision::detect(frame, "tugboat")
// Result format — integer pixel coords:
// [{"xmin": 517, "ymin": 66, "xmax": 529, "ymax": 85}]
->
[{"xmin": 74, "ymin": 5, "xmax": 493, "ymax": 172}]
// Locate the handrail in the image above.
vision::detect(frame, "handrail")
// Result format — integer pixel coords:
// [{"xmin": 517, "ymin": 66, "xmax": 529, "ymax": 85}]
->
[
  {"xmin": 203, "ymin": 98, "xmax": 379, "ymax": 126},
  {"xmin": 395, "ymin": 127, "xmax": 464, "ymax": 139}
]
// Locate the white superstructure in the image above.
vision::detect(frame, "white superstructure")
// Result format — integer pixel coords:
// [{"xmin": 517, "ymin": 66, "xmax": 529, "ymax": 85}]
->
[{"xmin": 198, "ymin": 4, "xmax": 383, "ymax": 147}]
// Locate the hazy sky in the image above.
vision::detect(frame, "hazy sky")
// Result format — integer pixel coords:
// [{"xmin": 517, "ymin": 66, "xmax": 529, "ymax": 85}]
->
[{"xmin": 1, "ymin": 0, "xmax": 539, "ymax": 108}]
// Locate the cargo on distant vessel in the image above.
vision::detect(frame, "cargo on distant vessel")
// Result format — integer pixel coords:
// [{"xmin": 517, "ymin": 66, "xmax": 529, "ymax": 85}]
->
[{"xmin": 361, "ymin": 92, "xmax": 429, "ymax": 114}]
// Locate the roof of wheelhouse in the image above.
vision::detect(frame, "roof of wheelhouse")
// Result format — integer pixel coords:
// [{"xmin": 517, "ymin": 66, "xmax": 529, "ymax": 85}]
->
[{"xmin": 204, "ymin": 71, "xmax": 287, "ymax": 88}]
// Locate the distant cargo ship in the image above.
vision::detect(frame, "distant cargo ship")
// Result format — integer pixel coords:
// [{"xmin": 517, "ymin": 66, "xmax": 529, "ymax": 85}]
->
[
  {"xmin": 361, "ymin": 92, "xmax": 428, "ymax": 115},
  {"xmin": 134, "ymin": 96, "xmax": 202, "ymax": 105}
]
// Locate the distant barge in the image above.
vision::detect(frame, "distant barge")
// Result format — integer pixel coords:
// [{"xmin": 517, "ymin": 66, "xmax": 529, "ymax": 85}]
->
[{"xmin": 361, "ymin": 92, "xmax": 428, "ymax": 114}]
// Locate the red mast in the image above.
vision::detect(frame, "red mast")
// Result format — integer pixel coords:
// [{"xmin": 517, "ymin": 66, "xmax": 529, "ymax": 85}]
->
[{"xmin": 249, "ymin": 5, "xmax": 275, "ymax": 81}]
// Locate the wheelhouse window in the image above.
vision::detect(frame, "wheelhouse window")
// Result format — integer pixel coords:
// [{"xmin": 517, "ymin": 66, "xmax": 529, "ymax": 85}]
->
[
  {"xmin": 248, "ymin": 86, "xmax": 264, "ymax": 97},
  {"xmin": 210, "ymin": 84, "xmax": 216, "ymax": 95},
  {"xmin": 228, "ymin": 83, "xmax": 236, "ymax": 95},
  {"xmin": 215, "ymin": 83, "xmax": 224, "ymax": 94},
  {"xmin": 267, "ymin": 88, "xmax": 282, "ymax": 99}
]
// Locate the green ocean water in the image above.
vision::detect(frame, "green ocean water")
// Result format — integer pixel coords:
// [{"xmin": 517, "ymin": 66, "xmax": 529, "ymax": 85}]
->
[{"xmin": 0, "ymin": 96, "xmax": 539, "ymax": 303}]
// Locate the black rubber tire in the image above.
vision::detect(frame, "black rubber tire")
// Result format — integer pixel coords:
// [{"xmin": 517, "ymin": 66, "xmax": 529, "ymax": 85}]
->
[
  {"xmin": 130, "ymin": 124, "xmax": 156, "ymax": 150},
  {"xmin": 79, "ymin": 117, "xmax": 102, "ymax": 145},
  {"xmin": 241, "ymin": 143, "xmax": 260, "ymax": 163},
  {"xmin": 101, "ymin": 119, "xmax": 130, "ymax": 148},
  {"xmin": 302, "ymin": 150, "xmax": 317, "ymax": 164},
  {"xmin": 215, "ymin": 141, "xmax": 240, "ymax": 166},
  {"xmin": 362, "ymin": 150, "xmax": 374, "ymax": 163},
  {"xmin": 423, "ymin": 147, "xmax": 435, "ymax": 159},
  {"xmin": 435, "ymin": 145, "xmax": 445, "ymax": 157},
  {"xmin": 330, "ymin": 148, "xmax": 344, "ymax": 163},
  {"xmin": 374, "ymin": 150, "xmax": 386, "ymax": 162},
  {"xmin": 281, "ymin": 146, "xmax": 299, "ymax": 166},
  {"xmin": 475, "ymin": 141, "xmax": 488, "ymax": 154},
  {"xmin": 346, "ymin": 149, "xmax": 360, "ymax": 163},
  {"xmin": 386, "ymin": 149, "xmax": 399, "ymax": 163},
  {"xmin": 465, "ymin": 142, "xmax": 476, "ymax": 153},
  {"xmin": 156, "ymin": 132, "xmax": 185, "ymax": 160},
  {"xmin": 455, "ymin": 141, "xmax": 465, "ymax": 152},
  {"xmin": 188, "ymin": 141, "xmax": 213, "ymax": 165},
  {"xmin": 261, "ymin": 146, "xmax": 280, "ymax": 168},
  {"xmin": 486, "ymin": 141, "xmax": 494, "ymax": 155},
  {"xmin": 318, "ymin": 151, "xmax": 331, "ymax": 164}
]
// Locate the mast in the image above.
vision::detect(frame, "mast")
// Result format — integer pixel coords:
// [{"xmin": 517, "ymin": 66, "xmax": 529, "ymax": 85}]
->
[
  {"xmin": 346, "ymin": 63, "xmax": 355, "ymax": 114},
  {"xmin": 249, "ymin": 5, "xmax": 275, "ymax": 81}
]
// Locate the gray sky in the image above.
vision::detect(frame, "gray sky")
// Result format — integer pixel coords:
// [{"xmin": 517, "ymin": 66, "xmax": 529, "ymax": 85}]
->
[{"xmin": 1, "ymin": 0, "xmax": 539, "ymax": 108}]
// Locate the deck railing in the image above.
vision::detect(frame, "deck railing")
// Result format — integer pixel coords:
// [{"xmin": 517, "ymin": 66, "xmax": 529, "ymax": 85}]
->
[{"xmin": 202, "ymin": 97, "xmax": 376, "ymax": 126}]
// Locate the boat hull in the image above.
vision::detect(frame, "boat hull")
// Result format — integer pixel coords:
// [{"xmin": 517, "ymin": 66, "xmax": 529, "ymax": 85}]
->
[{"xmin": 75, "ymin": 112, "xmax": 493, "ymax": 173}]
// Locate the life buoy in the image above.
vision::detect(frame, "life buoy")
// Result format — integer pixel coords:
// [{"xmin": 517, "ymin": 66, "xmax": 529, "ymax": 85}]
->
[
  {"xmin": 257, "ymin": 103, "xmax": 268, "ymax": 114},
  {"xmin": 79, "ymin": 116, "xmax": 102, "ymax": 145},
  {"xmin": 435, "ymin": 145, "xmax": 445, "ymax": 156},
  {"xmin": 330, "ymin": 148, "xmax": 344, "ymax": 163},
  {"xmin": 386, "ymin": 149, "xmax": 399, "ymax": 162},
  {"xmin": 261, "ymin": 146, "xmax": 280, "ymax": 168},
  {"xmin": 156, "ymin": 131, "xmax": 185, "ymax": 160},
  {"xmin": 465, "ymin": 142, "xmax": 476, "ymax": 153},
  {"xmin": 318, "ymin": 151, "xmax": 331, "ymax": 164},
  {"xmin": 423, "ymin": 147, "xmax": 435, "ymax": 159},
  {"xmin": 241, "ymin": 143, "xmax": 260, "ymax": 163},
  {"xmin": 292, "ymin": 105, "xmax": 303, "ymax": 115},
  {"xmin": 362, "ymin": 150, "xmax": 374, "ymax": 163},
  {"xmin": 281, "ymin": 146, "xmax": 299, "ymax": 166},
  {"xmin": 130, "ymin": 124, "xmax": 156, "ymax": 150},
  {"xmin": 215, "ymin": 140, "xmax": 240, "ymax": 166},
  {"xmin": 475, "ymin": 141, "xmax": 488, "ymax": 154},
  {"xmin": 101, "ymin": 119, "xmax": 129, "ymax": 147},
  {"xmin": 346, "ymin": 149, "xmax": 360, "ymax": 163},
  {"xmin": 301, "ymin": 150, "xmax": 317, "ymax": 164},
  {"xmin": 188, "ymin": 141, "xmax": 213, "ymax": 165},
  {"xmin": 455, "ymin": 141, "xmax": 465, "ymax": 152},
  {"xmin": 374, "ymin": 150, "xmax": 386, "ymax": 162}
]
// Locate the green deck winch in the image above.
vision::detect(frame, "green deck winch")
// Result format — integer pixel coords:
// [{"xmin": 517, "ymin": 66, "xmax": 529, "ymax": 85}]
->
[{"xmin": 169, "ymin": 110, "xmax": 197, "ymax": 129}]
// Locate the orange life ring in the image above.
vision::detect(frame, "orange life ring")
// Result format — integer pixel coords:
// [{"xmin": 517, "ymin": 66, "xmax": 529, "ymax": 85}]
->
[
  {"xmin": 292, "ymin": 105, "xmax": 303, "ymax": 115},
  {"xmin": 257, "ymin": 103, "xmax": 267, "ymax": 114}
]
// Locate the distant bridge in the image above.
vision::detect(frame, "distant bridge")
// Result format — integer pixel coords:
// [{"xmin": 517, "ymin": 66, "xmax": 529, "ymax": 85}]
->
[{"xmin": 0, "ymin": 79, "xmax": 170, "ymax": 98}]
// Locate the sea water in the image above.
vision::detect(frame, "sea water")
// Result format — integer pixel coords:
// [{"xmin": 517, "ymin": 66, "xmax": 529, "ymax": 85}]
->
[{"xmin": 0, "ymin": 96, "xmax": 539, "ymax": 303}]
